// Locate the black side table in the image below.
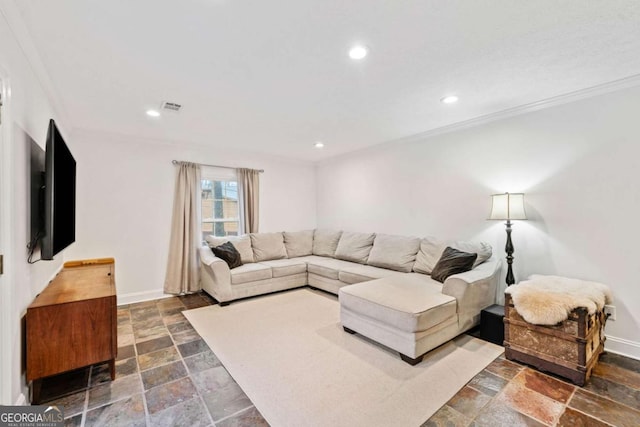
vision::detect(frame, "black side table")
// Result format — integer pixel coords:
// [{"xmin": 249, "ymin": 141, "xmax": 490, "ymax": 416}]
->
[{"xmin": 480, "ymin": 304, "xmax": 505, "ymax": 346}]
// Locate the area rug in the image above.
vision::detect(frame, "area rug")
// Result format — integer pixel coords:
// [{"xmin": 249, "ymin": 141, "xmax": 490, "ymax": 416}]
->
[{"xmin": 184, "ymin": 288, "xmax": 502, "ymax": 427}]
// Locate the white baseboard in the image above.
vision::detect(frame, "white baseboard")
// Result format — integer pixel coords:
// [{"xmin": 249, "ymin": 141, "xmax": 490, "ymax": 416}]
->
[
  {"xmin": 14, "ymin": 393, "xmax": 26, "ymax": 405},
  {"xmin": 117, "ymin": 290, "xmax": 172, "ymax": 306},
  {"xmin": 605, "ymin": 334, "xmax": 640, "ymax": 361}
]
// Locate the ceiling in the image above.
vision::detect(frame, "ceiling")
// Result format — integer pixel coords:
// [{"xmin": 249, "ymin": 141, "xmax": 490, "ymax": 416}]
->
[{"xmin": 14, "ymin": 0, "xmax": 640, "ymax": 161}]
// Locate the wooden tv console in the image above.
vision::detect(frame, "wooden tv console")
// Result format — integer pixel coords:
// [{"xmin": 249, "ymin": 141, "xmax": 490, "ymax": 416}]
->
[{"xmin": 26, "ymin": 258, "xmax": 117, "ymax": 403}]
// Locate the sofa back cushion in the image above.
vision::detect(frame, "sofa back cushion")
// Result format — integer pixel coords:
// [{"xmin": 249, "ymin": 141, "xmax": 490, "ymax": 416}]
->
[
  {"xmin": 413, "ymin": 236, "xmax": 492, "ymax": 274},
  {"xmin": 206, "ymin": 235, "xmax": 254, "ymax": 264},
  {"xmin": 334, "ymin": 231, "xmax": 376, "ymax": 264},
  {"xmin": 367, "ymin": 234, "xmax": 421, "ymax": 272},
  {"xmin": 312, "ymin": 229, "xmax": 343, "ymax": 257},
  {"xmin": 283, "ymin": 230, "xmax": 314, "ymax": 258},
  {"xmin": 250, "ymin": 232, "xmax": 288, "ymax": 262},
  {"xmin": 453, "ymin": 240, "xmax": 492, "ymax": 267}
]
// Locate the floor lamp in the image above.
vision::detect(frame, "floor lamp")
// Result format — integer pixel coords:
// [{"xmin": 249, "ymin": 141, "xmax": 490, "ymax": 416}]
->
[{"xmin": 489, "ymin": 193, "xmax": 527, "ymax": 286}]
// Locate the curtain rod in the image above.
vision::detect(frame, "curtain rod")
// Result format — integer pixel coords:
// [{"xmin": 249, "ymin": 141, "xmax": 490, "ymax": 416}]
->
[{"xmin": 171, "ymin": 160, "xmax": 264, "ymax": 173}]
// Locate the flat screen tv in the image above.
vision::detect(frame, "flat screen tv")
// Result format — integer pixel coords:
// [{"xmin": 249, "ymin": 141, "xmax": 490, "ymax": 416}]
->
[{"xmin": 41, "ymin": 119, "xmax": 76, "ymax": 260}]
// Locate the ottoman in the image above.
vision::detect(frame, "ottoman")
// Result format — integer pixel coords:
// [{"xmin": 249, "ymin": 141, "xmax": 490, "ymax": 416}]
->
[{"xmin": 339, "ymin": 274, "xmax": 460, "ymax": 365}]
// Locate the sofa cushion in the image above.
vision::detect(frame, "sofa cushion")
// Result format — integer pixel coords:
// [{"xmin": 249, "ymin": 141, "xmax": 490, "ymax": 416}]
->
[
  {"xmin": 413, "ymin": 236, "xmax": 443, "ymax": 275},
  {"xmin": 334, "ymin": 231, "xmax": 376, "ymax": 264},
  {"xmin": 283, "ymin": 230, "xmax": 314, "ymax": 258},
  {"xmin": 452, "ymin": 240, "xmax": 492, "ymax": 267},
  {"xmin": 206, "ymin": 235, "xmax": 254, "ymax": 264},
  {"xmin": 230, "ymin": 263, "xmax": 273, "ymax": 284},
  {"xmin": 250, "ymin": 232, "xmax": 287, "ymax": 262},
  {"xmin": 367, "ymin": 234, "xmax": 421, "ymax": 273},
  {"xmin": 431, "ymin": 247, "xmax": 477, "ymax": 283},
  {"xmin": 339, "ymin": 274, "xmax": 457, "ymax": 333},
  {"xmin": 306, "ymin": 257, "xmax": 357, "ymax": 280},
  {"xmin": 312, "ymin": 229, "xmax": 343, "ymax": 257},
  {"xmin": 258, "ymin": 259, "xmax": 307, "ymax": 278},
  {"xmin": 211, "ymin": 242, "xmax": 242, "ymax": 269},
  {"xmin": 338, "ymin": 263, "xmax": 401, "ymax": 285},
  {"xmin": 413, "ymin": 237, "xmax": 492, "ymax": 274}
]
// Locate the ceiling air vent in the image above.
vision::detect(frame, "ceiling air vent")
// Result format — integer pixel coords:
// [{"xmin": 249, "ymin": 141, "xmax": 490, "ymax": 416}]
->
[{"xmin": 161, "ymin": 101, "xmax": 182, "ymax": 112}]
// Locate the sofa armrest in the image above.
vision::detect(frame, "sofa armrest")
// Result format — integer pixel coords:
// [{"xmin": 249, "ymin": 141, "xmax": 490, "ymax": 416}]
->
[
  {"xmin": 442, "ymin": 258, "xmax": 501, "ymax": 332},
  {"xmin": 199, "ymin": 246, "xmax": 232, "ymax": 302},
  {"xmin": 200, "ymin": 245, "xmax": 223, "ymax": 267}
]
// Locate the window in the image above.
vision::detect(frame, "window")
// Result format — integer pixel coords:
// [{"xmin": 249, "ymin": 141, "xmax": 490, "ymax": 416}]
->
[{"xmin": 201, "ymin": 167, "xmax": 240, "ymax": 241}]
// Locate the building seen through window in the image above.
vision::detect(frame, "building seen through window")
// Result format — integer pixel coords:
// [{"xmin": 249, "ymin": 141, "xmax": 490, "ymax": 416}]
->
[{"xmin": 201, "ymin": 179, "xmax": 239, "ymax": 240}]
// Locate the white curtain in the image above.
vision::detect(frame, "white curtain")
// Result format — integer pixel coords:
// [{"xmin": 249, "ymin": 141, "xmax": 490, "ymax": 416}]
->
[
  {"xmin": 164, "ymin": 162, "xmax": 201, "ymax": 294},
  {"xmin": 237, "ymin": 168, "xmax": 260, "ymax": 233}
]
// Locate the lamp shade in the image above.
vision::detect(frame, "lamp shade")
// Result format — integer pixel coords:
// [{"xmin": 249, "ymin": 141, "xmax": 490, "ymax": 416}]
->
[{"xmin": 489, "ymin": 193, "xmax": 527, "ymax": 220}]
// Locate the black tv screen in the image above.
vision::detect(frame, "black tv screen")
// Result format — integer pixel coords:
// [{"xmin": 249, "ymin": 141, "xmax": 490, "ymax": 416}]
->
[{"xmin": 41, "ymin": 119, "xmax": 76, "ymax": 260}]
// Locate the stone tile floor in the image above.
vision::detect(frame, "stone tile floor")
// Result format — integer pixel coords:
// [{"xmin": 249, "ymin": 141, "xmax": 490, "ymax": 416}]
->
[
  {"xmin": 40, "ymin": 292, "xmax": 267, "ymax": 427},
  {"xmin": 37, "ymin": 291, "xmax": 640, "ymax": 427},
  {"xmin": 424, "ymin": 352, "xmax": 640, "ymax": 427}
]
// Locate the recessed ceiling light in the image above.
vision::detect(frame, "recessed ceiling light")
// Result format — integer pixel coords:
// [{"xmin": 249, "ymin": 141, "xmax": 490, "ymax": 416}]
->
[
  {"xmin": 348, "ymin": 45, "xmax": 368, "ymax": 60},
  {"xmin": 440, "ymin": 95, "xmax": 459, "ymax": 104},
  {"xmin": 314, "ymin": 142, "xmax": 325, "ymax": 148},
  {"xmin": 146, "ymin": 109, "xmax": 160, "ymax": 117}
]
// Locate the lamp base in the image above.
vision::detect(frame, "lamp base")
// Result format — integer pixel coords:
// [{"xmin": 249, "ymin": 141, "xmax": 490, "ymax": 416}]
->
[{"xmin": 505, "ymin": 220, "xmax": 515, "ymax": 286}]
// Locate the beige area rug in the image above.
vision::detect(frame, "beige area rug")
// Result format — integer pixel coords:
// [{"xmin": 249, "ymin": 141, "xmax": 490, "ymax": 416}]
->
[{"xmin": 184, "ymin": 289, "xmax": 502, "ymax": 427}]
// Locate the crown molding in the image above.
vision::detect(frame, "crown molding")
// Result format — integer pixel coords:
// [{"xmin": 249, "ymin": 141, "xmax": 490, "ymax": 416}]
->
[
  {"xmin": 70, "ymin": 127, "xmax": 317, "ymax": 167},
  {"xmin": 0, "ymin": 0, "xmax": 74, "ymax": 129},
  {"xmin": 390, "ymin": 73, "xmax": 640, "ymax": 147},
  {"xmin": 319, "ymin": 73, "xmax": 640, "ymax": 165}
]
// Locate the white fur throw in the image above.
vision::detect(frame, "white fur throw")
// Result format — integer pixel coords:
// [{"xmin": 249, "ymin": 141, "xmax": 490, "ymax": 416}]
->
[{"xmin": 505, "ymin": 275, "xmax": 612, "ymax": 325}]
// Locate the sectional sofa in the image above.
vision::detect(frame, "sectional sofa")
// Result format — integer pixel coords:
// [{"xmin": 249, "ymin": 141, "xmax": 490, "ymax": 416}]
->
[{"xmin": 199, "ymin": 229, "xmax": 501, "ymax": 364}]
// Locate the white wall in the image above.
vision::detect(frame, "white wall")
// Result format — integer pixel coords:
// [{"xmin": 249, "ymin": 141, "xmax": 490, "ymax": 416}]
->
[
  {"xmin": 0, "ymin": 5, "xmax": 69, "ymax": 404},
  {"xmin": 65, "ymin": 129, "xmax": 317, "ymax": 303},
  {"xmin": 317, "ymin": 85, "xmax": 640, "ymax": 359}
]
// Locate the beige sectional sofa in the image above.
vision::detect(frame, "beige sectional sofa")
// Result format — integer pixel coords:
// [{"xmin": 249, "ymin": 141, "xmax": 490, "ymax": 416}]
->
[{"xmin": 200, "ymin": 229, "xmax": 501, "ymax": 364}]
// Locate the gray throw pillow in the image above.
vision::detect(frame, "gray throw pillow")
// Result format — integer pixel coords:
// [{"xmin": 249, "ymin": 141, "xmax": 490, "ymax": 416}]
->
[
  {"xmin": 431, "ymin": 246, "xmax": 477, "ymax": 283},
  {"xmin": 211, "ymin": 242, "xmax": 243, "ymax": 269}
]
